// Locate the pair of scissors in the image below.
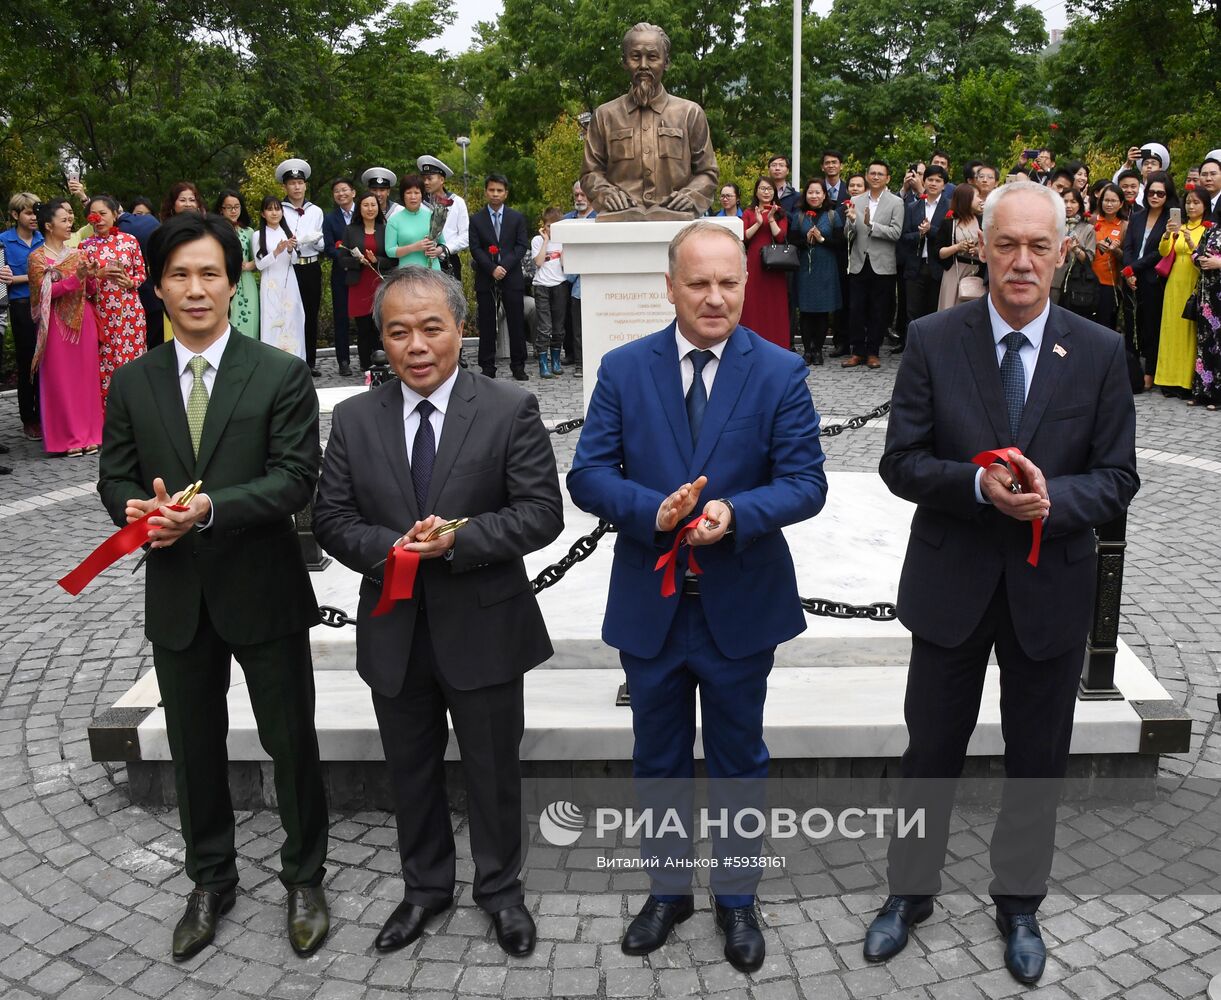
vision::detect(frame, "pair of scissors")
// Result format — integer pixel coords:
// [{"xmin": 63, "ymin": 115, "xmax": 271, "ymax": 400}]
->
[{"xmin": 130, "ymin": 481, "xmax": 203, "ymax": 573}]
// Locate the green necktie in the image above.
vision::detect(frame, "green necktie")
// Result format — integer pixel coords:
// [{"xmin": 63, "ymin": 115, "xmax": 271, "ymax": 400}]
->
[{"xmin": 186, "ymin": 355, "xmax": 210, "ymax": 456}]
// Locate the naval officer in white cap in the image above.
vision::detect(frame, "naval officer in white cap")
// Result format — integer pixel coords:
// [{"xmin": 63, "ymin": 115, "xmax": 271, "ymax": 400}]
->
[
  {"xmin": 362, "ymin": 167, "xmax": 403, "ymax": 221},
  {"xmin": 277, "ymin": 158, "xmax": 326, "ymax": 375},
  {"xmin": 417, "ymin": 155, "xmax": 470, "ymax": 284}
]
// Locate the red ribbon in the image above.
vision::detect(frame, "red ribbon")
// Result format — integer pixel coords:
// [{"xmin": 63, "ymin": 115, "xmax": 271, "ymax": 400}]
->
[
  {"xmin": 654, "ymin": 521, "xmax": 705, "ymax": 598},
  {"xmin": 370, "ymin": 545, "xmax": 420, "ymax": 617},
  {"xmin": 58, "ymin": 504, "xmax": 188, "ymax": 595},
  {"xmin": 972, "ymin": 448, "xmax": 1043, "ymax": 567}
]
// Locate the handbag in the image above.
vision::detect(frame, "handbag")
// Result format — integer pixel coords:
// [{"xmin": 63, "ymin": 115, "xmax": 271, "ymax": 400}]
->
[
  {"xmin": 957, "ymin": 274, "xmax": 985, "ymax": 301},
  {"xmin": 1154, "ymin": 239, "xmax": 1176, "ymax": 279},
  {"xmin": 1182, "ymin": 288, "xmax": 1200, "ymax": 322},
  {"xmin": 761, "ymin": 242, "xmax": 798, "ymax": 272},
  {"xmin": 1061, "ymin": 257, "xmax": 1100, "ymax": 314}
]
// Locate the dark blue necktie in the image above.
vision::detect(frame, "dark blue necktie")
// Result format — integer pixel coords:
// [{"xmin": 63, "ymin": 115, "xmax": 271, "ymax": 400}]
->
[
  {"xmin": 686, "ymin": 350, "xmax": 714, "ymax": 444},
  {"xmin": 1000, "ymin": 331, "xmax": 1028, "ymax": 442},
  {"xmin": 412, "ymin": 399, "xmax": 436, "ymax": 513}
]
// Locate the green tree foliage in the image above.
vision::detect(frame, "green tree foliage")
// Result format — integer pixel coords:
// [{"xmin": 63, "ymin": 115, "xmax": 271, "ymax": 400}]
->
[
  {"xmin": 1046, "ymin": 0, "xmax": 1219, "ymax": 172},
  {"xmin": 811, "ymin": 0, "xmax": 1046, "ymax": 158},
  {"xmin": 534, "ymin": 115, "xmax": 584, "ymax": 212}
]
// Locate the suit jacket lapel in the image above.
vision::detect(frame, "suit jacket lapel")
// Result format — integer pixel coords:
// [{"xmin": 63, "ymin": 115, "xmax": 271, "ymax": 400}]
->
[
  {"xmin": 650, "ymin": 324, "xmax": 694, "ymax": 468},
  {"xmin": 961, "ymin": 298, "xmax": 1014, "ymax": 445},
  {"xmin": 1017, "ymin": 309, "xmax": 1070, "ymax": 450},
  {"xmin": 376, "ymin": 379, "xmax": 420, "ymax": 521},
  {"xmin": 691, "ymin": 327, "xmax": 750, "ymax": 473},
  {"xmin": 425, "ymin": 369, "xmax": 477, "ymax": 512},
  {"xmin": 146, "ymin": 343, "xmax": 196, "ymax": 477},
  {"xmin": 195, "ymin": 334, "xmax": 257, "ymax": 476}
]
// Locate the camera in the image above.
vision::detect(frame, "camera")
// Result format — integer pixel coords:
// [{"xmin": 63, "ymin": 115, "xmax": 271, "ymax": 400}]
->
[{"xmin": 1139, "ymin": 147, "xmax": 1155, "ymax": 160}]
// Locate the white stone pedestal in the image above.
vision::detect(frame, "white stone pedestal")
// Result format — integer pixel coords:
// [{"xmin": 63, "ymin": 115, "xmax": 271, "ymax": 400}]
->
[{"xmin": 551, "ymin": 217, "xmax": 744, "ymax": 410}]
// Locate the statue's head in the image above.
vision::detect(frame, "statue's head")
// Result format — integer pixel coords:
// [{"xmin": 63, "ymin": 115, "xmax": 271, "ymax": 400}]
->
[{"xmin": 621, "ymin": 23, "xmax": 670, "ymax": 106}]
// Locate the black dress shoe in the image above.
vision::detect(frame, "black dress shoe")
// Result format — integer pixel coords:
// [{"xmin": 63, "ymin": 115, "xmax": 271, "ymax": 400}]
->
[
  {"xmin": 491, "ymin": 903, "xmax": 536, "ymax": 957},
  {"xmin": 374, "ymin": 897, "xmax": 452, "ymax": 953},
  {"xmin": 310, "ymin": 367, "xmax": 321, "ymax": 378},
  {"xmin": 810, "ymin": 351, "xmax": 824, "ymax": 366},
  {"xmin": 481, "ymin": 367, "xmax": 496, "ymax": 379},
  {"xmin": 996, "ymin": 911, "xmax": 1046, "ymax": 984},
  {"xmin": 888, "ymin": 343, "xmax": 905, "ymax": 355},
  {"xmin": 287, "ymin": 886, "xmax": 329, "ymax": 957},
  {"xmin": 713, "ymin": 899, "xmax": 765, "ymax": 973},
  {"xmin": 862, "ymin": 894, "xmax": 934, "ymax": 962},
  {"xmin": 338, "ymin": 364, "xmax": 352, "ymax": 376},
  {"xmin": 511, "ymin": 367, "xmax": 529, "ymax": 381},
  {"xmin": 172, "ymin": 886, "xmax": 236, "ymax": 961},
  {"xmin": 827, "ymin": 347, "xmax": 849, "ymax": 359},
  {"xmin": 621, "ymin": 895, "xmax": 694, "ymax": 955}
]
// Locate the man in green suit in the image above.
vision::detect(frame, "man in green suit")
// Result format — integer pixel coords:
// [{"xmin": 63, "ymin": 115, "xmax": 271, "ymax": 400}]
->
[{"xmin": 98, "ymin": 212, "xmax": 329, "ymax": 961}]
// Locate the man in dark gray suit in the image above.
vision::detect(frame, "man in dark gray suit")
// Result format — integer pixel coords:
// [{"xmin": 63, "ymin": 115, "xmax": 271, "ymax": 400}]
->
[
  {"xmin": 866, "ymin": 182, "xmax": 1139, "ymax": 985},
  {"xmin": 313, "ymin": 267, "xmax": 564, "ymax": 958}
]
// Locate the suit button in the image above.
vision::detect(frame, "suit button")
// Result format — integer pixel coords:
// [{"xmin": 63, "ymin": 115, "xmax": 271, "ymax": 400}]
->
[
  {"xmin": 643, "ymin": 124, "xmax": 650, "ymax": 132},
  {"xmin": 644, "ymin": 149, "xmax": 652, "ymax": 156}
]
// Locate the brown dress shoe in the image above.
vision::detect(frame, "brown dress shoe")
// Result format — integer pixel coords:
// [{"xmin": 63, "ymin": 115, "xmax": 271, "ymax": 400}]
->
[
  {"xmin": 866, "ymin": 356, "xmax": 882, "ymax": 369},
  {"xmin": 841, "ymin": 355, "xmax": 864, "ymax": 368}
]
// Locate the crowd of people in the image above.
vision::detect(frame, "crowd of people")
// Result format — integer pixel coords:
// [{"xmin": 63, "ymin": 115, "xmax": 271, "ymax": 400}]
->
[
  {"xmin": 699, "ymin": 144, "xmax": 1221, "ymax": 411},
  {"xmin": 3, "ymin": 141, "xmax": 1221, "ymax": 469}
]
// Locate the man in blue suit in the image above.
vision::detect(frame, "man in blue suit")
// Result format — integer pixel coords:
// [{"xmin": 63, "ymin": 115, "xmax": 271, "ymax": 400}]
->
[
  {"xmin": 568, "ymin": 222, "xmax": 828, "ymax": 973},
  {"xmin": 321, "ymin": 177, "xmax": 356, "ymax": 375},
  {"xmin": 866, "ymin": 182, "xmax": 1139, "ymax": 985}
]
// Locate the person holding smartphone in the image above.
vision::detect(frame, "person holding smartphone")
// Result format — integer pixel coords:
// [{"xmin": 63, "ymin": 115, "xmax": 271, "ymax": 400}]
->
[
  {"xmin": 1091, "ymin": 184, "xmax": 1127, "ymax": 331},
  {"xmin": 1154, "ymin": 189, "xmax": 1207, "ymax": 397}
]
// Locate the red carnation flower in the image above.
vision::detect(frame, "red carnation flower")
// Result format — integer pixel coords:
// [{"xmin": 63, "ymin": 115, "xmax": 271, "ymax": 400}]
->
[
  {"xmin": 918, "ymin": 193, "xmax": 928, "ymax": 201},
  {"xmin": 488, "ymin": 244, "xmax": 500, "ymax": 255},
  {"xmin": 805, "ymin": 210, "xmax": 817, "ymax": 217},
  {"xmin": 1185, "ymin": 182, "xmax": 1197, "ymax": 191},
  {"xmin": 335, "ymin": 240, "xmax": 344, "ymax": 248},
  {"xmin": 87, "ymin": 212, "xmax": 101, "ymax": 225},
  {"xmin": 1205, "ymin": 220, "xmax": 1216, "ymax": 229},
  {"xmin": 1122, "ymin": 265, "xmax": 1135, "ymax": 277},
  {"xmin": 1050, "ymin": 123, "xmax": 1060, "ymax": 130},
  {"xmin": 944, "ymin": 209, "xmax": 954, "ymax": 219}
]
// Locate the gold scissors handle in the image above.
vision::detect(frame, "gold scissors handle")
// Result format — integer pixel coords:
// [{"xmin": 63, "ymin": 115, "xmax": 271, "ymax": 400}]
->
[{"xmin": 130, "ymin": 480, "xmax": 203, "ymax": 573}]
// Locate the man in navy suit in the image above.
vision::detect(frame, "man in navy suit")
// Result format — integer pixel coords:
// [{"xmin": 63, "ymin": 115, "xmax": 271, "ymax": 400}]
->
[
  {"xmin": 469, "ymin": 173, "xmax": 530, "ymax": 381},
  {"xmin": 895, "ymin": 164, "xmax": 951, "ymax": 354},
  {"xmin": 866, "ymin": 182, "xmax": 1139, "ymax": 985},
  {"xmin": 322, "ymin": 177, "xmax": 356, "ymax": 376},
  {"xmin": 569, "ymin": 222, "xmax": 828, "ymax": 973}
]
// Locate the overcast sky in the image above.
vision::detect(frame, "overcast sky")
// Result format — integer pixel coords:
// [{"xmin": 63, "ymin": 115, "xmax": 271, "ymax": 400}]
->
[{"xmin": 421, "ymin": 0, "xmax": 1069, "ymax": 55}]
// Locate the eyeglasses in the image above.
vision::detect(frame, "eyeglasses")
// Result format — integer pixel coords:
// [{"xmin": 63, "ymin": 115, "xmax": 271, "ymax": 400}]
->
[{"xmin": 1146, "ymin": 190, "xmax": 1166, "ymax": 198}]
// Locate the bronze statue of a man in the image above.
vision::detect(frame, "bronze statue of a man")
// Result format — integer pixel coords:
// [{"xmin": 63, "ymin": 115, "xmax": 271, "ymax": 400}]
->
[{"xmin": 581, "ymin": 23, "xmax": 719, "ymax": 221}]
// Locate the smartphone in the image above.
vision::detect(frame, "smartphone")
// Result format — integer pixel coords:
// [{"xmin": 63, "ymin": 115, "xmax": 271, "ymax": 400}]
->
[
  {"xmin": 1169, "ymin": 207, "xmax": 1182, "ymax": 226},
  {"xmin": 1139, "ymin": 148, "xmax": 1155, "ymax": 160},
  {"xmin": 1022, "ymin": 149, "xmax": 1040, "ymax": 160}
]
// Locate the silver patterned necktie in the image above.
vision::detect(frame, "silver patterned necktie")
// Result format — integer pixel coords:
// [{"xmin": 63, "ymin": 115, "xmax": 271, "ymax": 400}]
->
[{"xmin": 186, "ymin": 356, "xmax": 210, "ymax": 456}]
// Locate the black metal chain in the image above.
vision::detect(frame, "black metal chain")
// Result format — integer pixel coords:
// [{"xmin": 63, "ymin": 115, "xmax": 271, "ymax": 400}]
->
[
  {"xmin": 820, "ymin": 400, "xmax": 891, "ymax": 438},
  {"xmin": 801, "ymin": 597, "xmax": 897, "ymax": 621},
  {"xmin": 550, "ymin": 417, "xmax": 586, "ymax": 435},
  {"xmin": 531, "ymin": 520, "xmax": 616, "ymax": 592}
]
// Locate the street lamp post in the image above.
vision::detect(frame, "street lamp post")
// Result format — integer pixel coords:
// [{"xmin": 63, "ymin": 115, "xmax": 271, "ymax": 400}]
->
[{"xmin": 456, "ymin": 135, "xmax": 471, "ymax": 201}]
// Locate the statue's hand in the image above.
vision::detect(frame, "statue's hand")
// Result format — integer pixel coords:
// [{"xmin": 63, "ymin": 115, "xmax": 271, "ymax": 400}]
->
[
  {"xmin": 601, "ymin": 189, "xmax": 636, "ymax": 212},
  {"xmin": 661, "ymin": 190, "xmax": 697, "ymax": 213}
]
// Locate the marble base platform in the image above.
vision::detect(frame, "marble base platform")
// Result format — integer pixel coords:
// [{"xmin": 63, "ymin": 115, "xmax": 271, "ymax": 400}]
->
[{"xmin": 89, "ymin": 472, "xmax": 1191, "ymax": 794}]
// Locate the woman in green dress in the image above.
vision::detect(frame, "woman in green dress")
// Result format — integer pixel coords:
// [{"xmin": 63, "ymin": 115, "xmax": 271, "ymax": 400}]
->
[
  {"xmin": 384, "ymin": 174, "xmax": 442, "ymax": 269},
  {"xmin": 215, "ymin": 190, "xmax": 260, "ymax": 336}
]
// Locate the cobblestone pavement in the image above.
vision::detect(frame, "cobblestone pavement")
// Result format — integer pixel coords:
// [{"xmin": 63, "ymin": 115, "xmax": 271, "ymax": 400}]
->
[{"xmin": 1, "ymin": 344, "xmax": 1219, "ymax": 1000}]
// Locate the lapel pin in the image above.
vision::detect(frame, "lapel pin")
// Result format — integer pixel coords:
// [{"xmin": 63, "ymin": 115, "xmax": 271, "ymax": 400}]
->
[{"xmin": 1053, "ymin": 343, "xmax": 1067, "ymax": 358}]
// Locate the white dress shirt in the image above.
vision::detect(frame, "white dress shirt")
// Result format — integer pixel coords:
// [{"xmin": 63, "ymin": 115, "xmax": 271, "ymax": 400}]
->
[
  {"xmin": 675, "ymin": 327, "xmax": 727, "ymax": 398},
  {"xmin": 973, "ymin": 296, "xmax": 1050, "ymax": 502},
  {"xmin": 282, "ymin": 200, "xmax": 325, "ymax": 257},
  {"xmin": 401, "ymin": 366, "xmax": 459, "ymax": 463},
  {"xmin": 438, "ymin": 191, "xmax": 470, "ymax": 254},
  {"xmin": 921, "ymin": 197, "xmax": 939, "ymax": 258},
  {"xmin": 173, "ymin": 327, "xmax": 231, "ymax": 527}
]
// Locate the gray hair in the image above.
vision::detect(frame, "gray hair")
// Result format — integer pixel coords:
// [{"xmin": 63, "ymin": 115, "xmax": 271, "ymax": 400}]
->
[
  {"xmin": 372, "ymin": 266, "xmax": 468, "ymax": 331},
  {"xmin": 622, "ymin": 22, "xmax": 671, "ymax": 63},
  {"xmin": 981, "ymin": 180, "xmax": 1067, "ymax": 242},
  {"xmin": 667, "ymin": 221, "xmax": 747, "ymax": 278}
]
